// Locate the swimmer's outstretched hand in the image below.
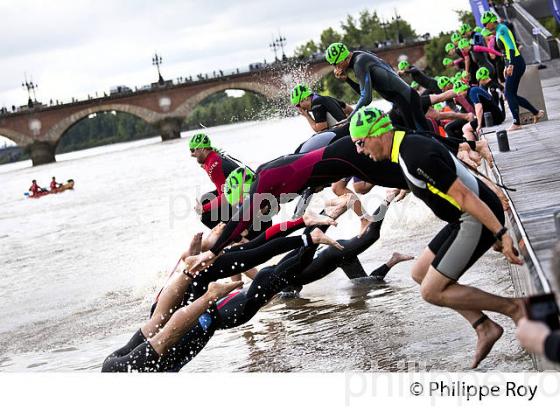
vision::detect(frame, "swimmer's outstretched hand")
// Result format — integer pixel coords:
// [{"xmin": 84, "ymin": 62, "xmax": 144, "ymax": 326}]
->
[
  {"xmin": 310, "ymin": 228, "xmax": 344, "ymax": 251},
  {"xmin": 500, "ymin": 234, "xmax": 523, "ymax": 265},
  {"xmin": 194, "ymin": 199, "xmax": 203, "ymax": 215},
  {"xmin": 207, "ymin": 281, "xmax": 243, "ymax": 302},
  {"xmin": 185, "ymin": 250, "xmax": 218, "ymax": 273}
]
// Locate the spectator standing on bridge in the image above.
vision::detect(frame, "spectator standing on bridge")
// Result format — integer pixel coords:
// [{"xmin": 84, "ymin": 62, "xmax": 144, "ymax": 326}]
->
[
  {"xmin": 325, "ymin": 42, "xmax": 430, "ymax": 132},
  {"xmin": 482, "ymin": 11, "xmax": 544, "ymax": 132}
]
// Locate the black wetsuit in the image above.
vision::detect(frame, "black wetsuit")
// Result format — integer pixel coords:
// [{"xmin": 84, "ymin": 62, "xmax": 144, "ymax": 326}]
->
[
  {"xmin": 101, "ymin": 206, "xmax": 392, "ymax": 372},
  {"xmin": 343, "ymin": 50, "xmax": 430, "ymax": 131},
  {"xmin": 294, "ymin": 126, "xmax": 348, "ymax": 154},
  {"xmin": 209, "ymin": 136, "xmax": 408, "ymax": 254},
  {"xmin": 402, "ymin": 66, "xmax": 441, "ymax": 94},
  {"xmin": 310, "ymin": 94, "xmax": 348, "ymax": 129}
]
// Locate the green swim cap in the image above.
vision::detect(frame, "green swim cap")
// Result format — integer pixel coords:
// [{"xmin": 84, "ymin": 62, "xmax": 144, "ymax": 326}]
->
[
  {"xmin": 453, "ymin": 79, "xmax": 469, "ymax": 94},
  {"xmin": 481, "ymin": 11, "xmax": 498, "ymax": 25},
  {"xmin": 442, "ymin": 57, "xmax": 453, "ymax": 66},
  {"xmin": 433, "ymin": 103, "xmax": 444, "ymax": 111},
  {"xmin": 459, "ymin": 23, "xmax": 472, "ymax": 36},
  {"xmin": 445, "ymin": 43, "xmax": 455, "ymax": 53},
  {"xmin": 458, "ymin": 39, "xmax": 471, "ymax": 50},
  {"xmin": 451, "ymin": 32, "xmax": 461, "ymax": 44},
  {"xmin": 461, "ymin": 70, "xmax": 469, "ymax": 79},
  {"xmin": 189, "ymin": 133, "xmax": 212, "ymax": 150},
  {"xmin": 437, "ymin": 76, "xmax": 451, "ymax": 90},
  {"xmin": 290, "ymin": 83, "xmax": 312, "ymax": 106},
  {"xmin": 325, "ymin": 42, "xmax": 350, "ymax": 65},
  {"xmin": 453, "ymin": 72, "xmax": 463, "ymax": 81},
  {"xmin": 474, "ymin": 26, "xmax": 482, "ymax": 33},
  {"xmin": 410, "ymin": 81, "xmax": 419, "ymax": 89},
  {"xmin": 481, "ymin": 28, "xmax": 492, "ymax": 37},
  {"xmin": 398, "ymin": 60, "xmax": 410, "ymax": 71},
  {"xmin": 224, "ymin": 167, "xmax": 255, "ymax": 206},
  {"xmin": 476, "ymin": 67, "xmax": 490, "ymax": 81},
  {"xmin": 350, "ymin": 107, "xmax": 394, "ymax": 139}
]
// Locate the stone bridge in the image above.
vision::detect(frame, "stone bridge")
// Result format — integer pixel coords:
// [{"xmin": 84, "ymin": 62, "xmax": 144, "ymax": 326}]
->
[{"xmin": 0, "ymin": 41, "xmax": 426, "ymax": 165}]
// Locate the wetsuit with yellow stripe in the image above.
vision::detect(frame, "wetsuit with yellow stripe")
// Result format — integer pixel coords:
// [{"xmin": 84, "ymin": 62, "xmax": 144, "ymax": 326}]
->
[
  {"xmin": 495, "ymin": 23, "xmax": 539, "ymax": 125},
  {"xmin": 391, "ymin": 131, "xmax": 504, "ymax": 280}
]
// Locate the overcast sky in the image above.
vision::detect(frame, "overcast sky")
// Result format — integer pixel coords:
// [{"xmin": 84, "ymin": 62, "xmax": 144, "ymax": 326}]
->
[{"xmin": 0, "ymin": 0, "xmax": 470, "ymax": 108}]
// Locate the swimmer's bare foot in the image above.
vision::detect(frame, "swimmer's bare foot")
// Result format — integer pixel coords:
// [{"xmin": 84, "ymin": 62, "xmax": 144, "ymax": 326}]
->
[
  {"xmin": 533, "ymin": 110, "xmax": 544, "ymax": 124},
  {"xmin": 181, "ymin": 232, "xmax": 203, "ymax": 261},
  {"xmin": 303, "ymin": 210, "xmax": 337, "ymax": 227},
  {"xmin": 189, "ymin": 232, "xmax": 203, "ymax": 256},
  {"xmin": 387, "ymin": 252, "xmax": 414, "ymax": 268},
  {"xmin": 508, "ymin": 123, "xmax": 522, "ymax": 132},
  {"xmin": 457, "ymin": 150, "xmax": 479, "ymax": 168},
  {"xmin": 508, "ymin": 298, "xmax": 526, "ymax": 324},
  {"xmin": 394, "ymin": 189, "xmax": 408, "ymax": 202},
  {"xmin": 468, "ymin": 150, "xmax": 482, "ymax": 167},
  {"xmin": 471, "ymin": 318, "xmax": 503, "ymax": 369},
  {"xmin": 201, "ymin": 223, "xmax": 226, "ymax": 251},
  {"xmin": 310, "ymin": 228, "xmax": 344, "ymax": 250},
  {"xmin": 325, "ymin": 193, "xmax": 353, "ymax": 219},
  {"xmin": 385, "ymin": 188, "xmax": 401, "ymax": 203},
  {"xmin": 359, "ymin": 217, "xmax": 372, "ymax": 237},
  {"xmin": 476, "ymin": 139, "xmax": 494, "ymax": 169},
  {"xmin": 207, "ymin": 280, "xmax": 243, "ymax": 302}
]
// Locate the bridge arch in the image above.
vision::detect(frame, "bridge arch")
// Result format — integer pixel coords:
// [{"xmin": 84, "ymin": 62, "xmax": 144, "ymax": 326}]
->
[
  {"xmin": 45, "ymin": 103, "xmax": 160, "ymax": 145},
  {"xmin": 0, "ymin": 127, "xmax": 34, "ymax": 147},
  {"xmin": 173, "ymin": 80, "xmax": 282, "ymax": 118}
]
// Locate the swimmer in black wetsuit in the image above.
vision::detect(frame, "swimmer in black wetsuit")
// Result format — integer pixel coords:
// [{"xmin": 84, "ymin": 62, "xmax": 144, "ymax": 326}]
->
[
  {"xmin": 325, "ymin": 42, "xmax": 430, "ymax": 132},
  {"xmin": 290, "ymin": 86, "xmax": 374, "ymax": 233},
  {"xmin": 290, "ymin": 83, "xmax": 353, "ymax": 133},
  {"xmin": 397, "ymin": 60, "xmax": 441, "ymax": 95},
  {"xmin": 461, "ymin": 67, "xmax": 506, "ymax": 141},
  {"xmin": 102, "ymin": 193, "xmax": 412, "ymax": 372},
  {"xmin": 349, "ymin": 106, "xmax": 526, "ymax": 369}
]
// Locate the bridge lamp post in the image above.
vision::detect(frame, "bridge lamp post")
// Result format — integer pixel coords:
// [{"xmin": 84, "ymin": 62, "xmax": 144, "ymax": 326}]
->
[
  {"xmin": 152, "ymin": 52, "xmax": 164, "ymax": 85},
  {"xmin": 392, "ymin": 10, "xmax": 403, "ymax": 44},
  {"xmin": 276, "ymin": 35, "xmax": 287, "ymax": 61},
  {"xmin": 269, "ymin": 40, "xmax": 279, "ymax": 62},
  {"xmin": 380, "ymin": 20, "xmax": 389, "ymax": 45},
  {"xmin": 21, "ymin": 76, "xmax": 38, "ymax": 108}
]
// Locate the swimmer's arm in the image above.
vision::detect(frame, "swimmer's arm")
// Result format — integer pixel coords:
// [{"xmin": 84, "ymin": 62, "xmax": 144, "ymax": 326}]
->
[
  {"xmin": 447, "ymin": 178, "xmax": 522, "ymax": 264},
  {"xmin": 433, "ymin": 110, "xmax": 472, "ymax": 121},
  {"xmin": 464, "ymin": 54, "xmax": 471, "ymax": 79},
  {"xmin": 474, "ymin": 102, "xmax": 484, "ymax": 130},
  {"xmin": 429, "ymin": 90, "xmax": 456, "ymax": 104},
  {"xmin": 345, "ymin": 77, "xmax": 361, "ymax": 95},
  {"xmin": 312, "ymin": 121, "xmax": 329, "ymax": 132},
  {"xmin": 349, "ymin": 66, "xmax": 372, "ymax": 118}
]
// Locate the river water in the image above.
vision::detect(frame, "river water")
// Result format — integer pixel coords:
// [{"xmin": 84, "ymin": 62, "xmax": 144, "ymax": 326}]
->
[{"xmin": 0, "ymin": 116, "xmax": 532, "ymax": 372}]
